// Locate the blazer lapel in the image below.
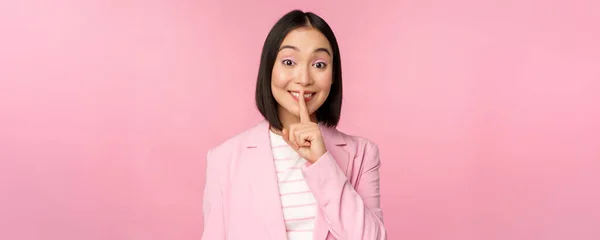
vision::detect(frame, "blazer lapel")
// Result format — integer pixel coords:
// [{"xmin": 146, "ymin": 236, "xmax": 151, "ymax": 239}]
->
[
  {"xmin": 312, "ymin": 124, "xmax": 355, "ymax": 240},
  {"xmin": 243, "ymin": 121, "xmax": 287, "ymax": 240},
  {"xmin": 319, "ymin": 124, "xmax": 352, "ymax": 176}
]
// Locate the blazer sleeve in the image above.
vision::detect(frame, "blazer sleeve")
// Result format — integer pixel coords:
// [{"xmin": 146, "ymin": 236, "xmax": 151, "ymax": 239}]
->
[
  {"xmin": 302, "ymin": 142, "xmax": 386, "ymax": 240},
  {"xmin": 201, "ymin": 150, "xmax": 226, "ymax": 240}
]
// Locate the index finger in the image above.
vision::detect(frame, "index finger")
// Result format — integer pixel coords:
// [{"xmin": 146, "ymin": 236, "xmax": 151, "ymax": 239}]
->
[{"xmin": 298, "ymin": 90, "xmax": 311, "ymax": 123}]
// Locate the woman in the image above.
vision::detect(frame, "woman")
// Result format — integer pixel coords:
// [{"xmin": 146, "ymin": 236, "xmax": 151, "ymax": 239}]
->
[{"xmin": 202, "ymin": 9, "xmax": 386, "ymax": 240}]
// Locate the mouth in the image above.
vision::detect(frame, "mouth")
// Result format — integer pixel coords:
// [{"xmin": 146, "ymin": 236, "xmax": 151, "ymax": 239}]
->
[{"xmin": 288, "ymin": 91, "xmax": 315, "ymax": 101}]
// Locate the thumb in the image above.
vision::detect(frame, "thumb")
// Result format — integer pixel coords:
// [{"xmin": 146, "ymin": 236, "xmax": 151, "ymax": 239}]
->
[
  {"xmin": 282, "ymin": 129, "xmax": 297, "ymax": 149},
  {"xmin": 282, "ymin": 128, "xmax": 288, "ymax": 140}
]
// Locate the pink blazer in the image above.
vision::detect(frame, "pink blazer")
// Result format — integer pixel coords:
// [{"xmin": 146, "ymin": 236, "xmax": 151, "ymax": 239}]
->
[{"xmin": 201, "ymin": 120, "xmax": 386, "ymax": 240}]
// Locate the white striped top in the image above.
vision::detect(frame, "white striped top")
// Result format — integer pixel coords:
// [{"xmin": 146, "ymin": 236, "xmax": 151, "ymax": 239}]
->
[{"xmin": 269, "ymin": 130, "xmax": 317, "ymax": 240}]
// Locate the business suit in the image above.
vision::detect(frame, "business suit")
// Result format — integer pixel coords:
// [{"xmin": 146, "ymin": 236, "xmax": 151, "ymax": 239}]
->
[{"xmin": 201, "ymin": 120, "xmax": 386, "ymax": 239}]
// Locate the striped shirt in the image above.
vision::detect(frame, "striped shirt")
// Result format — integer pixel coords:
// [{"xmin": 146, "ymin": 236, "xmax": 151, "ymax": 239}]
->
[{"xmin": 269, "ymin": 130, "xmax": 317, "ymax": 240}]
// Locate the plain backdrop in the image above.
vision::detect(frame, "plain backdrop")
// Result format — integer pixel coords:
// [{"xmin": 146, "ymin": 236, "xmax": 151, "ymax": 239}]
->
[{"xmin": 1, "ymin": 0, "xmax": 599, "ymax": 239}]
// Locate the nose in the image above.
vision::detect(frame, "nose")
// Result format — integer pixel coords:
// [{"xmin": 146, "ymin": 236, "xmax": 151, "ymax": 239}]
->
[{"xmin": 294, "ymin": 66, "xmax": 312, "ymax": 86}]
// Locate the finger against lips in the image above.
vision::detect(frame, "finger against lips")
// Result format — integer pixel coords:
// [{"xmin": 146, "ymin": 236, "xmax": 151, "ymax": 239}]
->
[{"xmin": 298, "ymin": 90, "xmax": 311, "ymax": 123}]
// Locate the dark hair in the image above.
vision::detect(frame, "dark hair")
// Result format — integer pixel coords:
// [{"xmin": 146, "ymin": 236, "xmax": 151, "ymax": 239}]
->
[{"xmin": 255, "ymin": 9, "xmax": 343, "ymax": 131}]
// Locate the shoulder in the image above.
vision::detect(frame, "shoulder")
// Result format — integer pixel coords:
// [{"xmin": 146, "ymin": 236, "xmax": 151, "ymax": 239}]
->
[
  {"xmin": 328, "ymin": 128, "xmax": 382, "ymax": 174},
  {"xmin": 204, "ymin": 121, "xmax": 265, "ymax": 184},
  {"xmin": 343, "ymin": 131, "xmax": 378, "ymax": 148},
  {"xmin": 207, "ymin": 121, "xmax": 262, "ymax": 160},
  {"xmin": 327, "ymin": 127, "xmax": 380, "ymax": 158},
  {"xmin": 332, "ymin": 127, "xmax": 379, "ymax": 148}
]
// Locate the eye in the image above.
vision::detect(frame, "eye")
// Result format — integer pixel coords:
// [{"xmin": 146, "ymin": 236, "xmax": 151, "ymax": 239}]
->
[
  {"xmin": 313, "ymin": 62, "xmax": 327, "ymax": 69},
  {"xmin": 282, "ymin": 59, "xmax": 295, "ymax": 66}
]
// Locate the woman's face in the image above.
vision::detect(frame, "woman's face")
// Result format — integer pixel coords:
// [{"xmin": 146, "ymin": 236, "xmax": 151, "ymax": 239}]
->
[{"xmin": 271, "ymin": 27, "xmax": 333, "ymax": 122}]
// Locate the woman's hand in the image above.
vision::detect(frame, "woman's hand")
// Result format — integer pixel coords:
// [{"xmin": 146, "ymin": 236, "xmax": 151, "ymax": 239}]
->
[{"xmin": 282, "ymin": 90, "xmax": 327, "ymax": 163}]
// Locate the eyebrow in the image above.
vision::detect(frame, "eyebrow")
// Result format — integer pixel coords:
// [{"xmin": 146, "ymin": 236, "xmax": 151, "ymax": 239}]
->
[{"xmin": 278, "ymin": 45, "xmax": 331, "ymax": 56}]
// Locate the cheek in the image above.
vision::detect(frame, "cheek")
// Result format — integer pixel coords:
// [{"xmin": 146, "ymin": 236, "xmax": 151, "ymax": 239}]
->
[
  {"xmin": 271, "ymin": 67, "xmax": 292, "ymax": 89},
  {"xmin": 313, "ymin": 71, "xmax": 333, "ymax": 91}
]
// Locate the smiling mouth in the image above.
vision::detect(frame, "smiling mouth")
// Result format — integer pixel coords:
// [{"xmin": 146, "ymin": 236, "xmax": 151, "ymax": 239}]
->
[{"xmin": 288, "ymin": 91, "xmax": 315, "ymax": 101}]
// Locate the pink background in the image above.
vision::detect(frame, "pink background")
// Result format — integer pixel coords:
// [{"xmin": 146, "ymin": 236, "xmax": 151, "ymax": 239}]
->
[{"xmin": 1, "ymin": 0, "xmax": 599, "ymax": 239}]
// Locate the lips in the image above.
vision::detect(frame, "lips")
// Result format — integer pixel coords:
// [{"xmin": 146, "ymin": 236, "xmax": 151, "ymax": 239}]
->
[{"xmin": 288, "ymin": 91, "xmax": 314, "ymax": 101}]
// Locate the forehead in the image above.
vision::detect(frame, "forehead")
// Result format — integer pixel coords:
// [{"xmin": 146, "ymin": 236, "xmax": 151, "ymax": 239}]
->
[{"xmin": 280, "ymin": 27, "xmax": 332, "ymax": 51}]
